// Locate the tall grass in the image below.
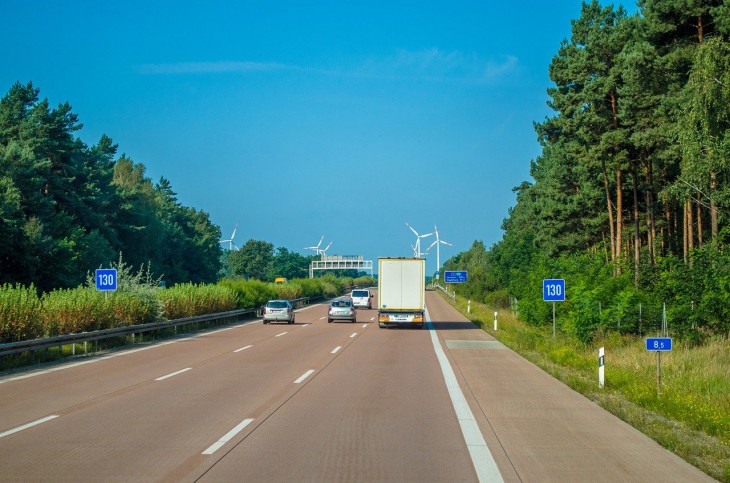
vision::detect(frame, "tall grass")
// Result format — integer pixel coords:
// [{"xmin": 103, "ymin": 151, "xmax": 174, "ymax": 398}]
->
[
  {"xmin": 0, "ymin": 284, "xmax": 44, "ymax": 342},
  {"xmin": 158, "ymin": 283, "xmax": 238, "ymax": 319},
  {"xmin": 1, "ymin": 273, "xmax": 361, "ymax": 343},
  {"xmin": 441, "ymin": 292, "xmax": 730, "ymax": 481}
]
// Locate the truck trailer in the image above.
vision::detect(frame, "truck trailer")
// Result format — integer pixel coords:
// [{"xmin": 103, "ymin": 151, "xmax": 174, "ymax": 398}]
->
[{"xmin": 377, "ymin": 257, "xmax": 426, "ymax": 329}]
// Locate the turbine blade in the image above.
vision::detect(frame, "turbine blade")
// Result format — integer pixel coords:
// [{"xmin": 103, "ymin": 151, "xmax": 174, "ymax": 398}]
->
[
  {"xmin": 427, "ymin": 240, "xmax": 438, "ymax": 251},
  {"xmin": 405, "ymin": 222, "xmax": 418, "ymax": 236}
]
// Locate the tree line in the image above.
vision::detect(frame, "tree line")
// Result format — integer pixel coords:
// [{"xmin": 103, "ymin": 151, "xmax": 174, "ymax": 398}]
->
[
  {"xmin": 444, "ymin": 1, "xmax": 730, "ymax": 341},
  {"xmin": 0, "ymin": 82, "xmax": 224, "ymax": 291}
]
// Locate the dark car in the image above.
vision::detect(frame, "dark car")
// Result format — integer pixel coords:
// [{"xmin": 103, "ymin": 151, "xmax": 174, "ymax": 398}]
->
[
  {"xmin": 263, "ymin": 299, "xmax": 295, "ymax": 324},
  {"xmin": 327, "ymin": 298, "xmax": 356, "ymax": 323}
]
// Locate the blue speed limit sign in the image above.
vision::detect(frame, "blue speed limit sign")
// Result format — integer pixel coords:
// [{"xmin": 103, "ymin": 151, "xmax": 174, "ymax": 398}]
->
[
  {"xmin": 95, "ymin": 269, "xmax": 117, "ymax": 291},
  {"xmin": 543, "ymin": 279, "xmax": 565, "ymax": 302}
]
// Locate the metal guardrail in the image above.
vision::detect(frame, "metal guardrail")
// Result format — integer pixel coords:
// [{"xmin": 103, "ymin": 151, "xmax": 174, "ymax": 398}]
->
[
  {"xmin": 435, "ymin": 284, "xmax": 456, "ymax": 300},
  {"xmin": 0, "ymin": 296, "xmax": 322, "ymax": 359}
]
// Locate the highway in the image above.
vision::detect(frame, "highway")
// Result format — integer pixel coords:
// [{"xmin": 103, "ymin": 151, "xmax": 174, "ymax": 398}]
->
[{"xmin": 0, "ymin": 291, "xmax": 713, "ymax": 482}]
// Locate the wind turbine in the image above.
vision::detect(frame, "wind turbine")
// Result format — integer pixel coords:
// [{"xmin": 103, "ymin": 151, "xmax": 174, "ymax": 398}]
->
[
  {"xmin": 321, "ymin": 241, "xmax": 333, "ymax": 256},
  {"xmin": 405, "ymin": 222, "xmax": 433, "ymax": 258},
  {"xmin": 426, "ymin": 225, "xmax": 453, "ymax": 272},
  {"xmin": 219, "ymin": 224, "xmax": 239, "ymax": 251},
  {"xmin": 305, "ymin": 235, "xmax": 324, "ymax": 256}
]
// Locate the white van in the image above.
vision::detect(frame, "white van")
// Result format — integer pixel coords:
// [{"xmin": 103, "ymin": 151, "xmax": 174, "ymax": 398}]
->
[{"xmin": 350, "ymin": 289, "xmax": 372, "ymax": 309}]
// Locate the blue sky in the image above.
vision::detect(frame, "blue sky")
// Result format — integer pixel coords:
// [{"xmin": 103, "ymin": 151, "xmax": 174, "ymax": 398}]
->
[{"xmin": 2, "ymin": 1, "xmax": 639, "ymax": 276}]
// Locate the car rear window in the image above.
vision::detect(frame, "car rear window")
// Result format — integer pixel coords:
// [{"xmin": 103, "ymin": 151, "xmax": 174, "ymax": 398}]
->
[
  {"xmin": 352, "ymin": 291, "xmax": 369, "ymax": 297},
  {"xmin": 333, "ymin": 300, "xmax": 351, "ymax": 307},
  {"xmin": 266, "ymin": 301, "xmax": 288, "ymax": 308}
]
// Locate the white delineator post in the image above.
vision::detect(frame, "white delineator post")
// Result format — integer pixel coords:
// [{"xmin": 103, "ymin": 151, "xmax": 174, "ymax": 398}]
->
[
  {"xmin": 598, "ymin": 347, "xmax": 605, "ymax": 388},
  {"xmin": 467, "ymin": 300, "xmax": 471, "ymax": 314},
  {"xmin": 494, "ymin": 311, "xmax": 498, "ymax": 331}
]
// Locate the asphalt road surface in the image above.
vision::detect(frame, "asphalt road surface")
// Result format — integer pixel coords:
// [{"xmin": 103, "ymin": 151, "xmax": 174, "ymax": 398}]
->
[{"xmin": 0, "ymin": 291, "xmax": 713, "ymax": 482}]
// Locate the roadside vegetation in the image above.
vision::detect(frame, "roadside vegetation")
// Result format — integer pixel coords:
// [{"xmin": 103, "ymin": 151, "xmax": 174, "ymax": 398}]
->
[
  {"xmin": 0, "ymin": 255, "xmax": 375, "ymax": 344},
  {"xmin": 439, "ymin": 291, "xmax": 730, "ymax": 482}
]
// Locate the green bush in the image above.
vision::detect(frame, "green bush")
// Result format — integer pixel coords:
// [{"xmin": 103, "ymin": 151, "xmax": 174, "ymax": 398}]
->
[{"xmin": 219, "ymin": 278, "xmax": 277, "ymax": 308}]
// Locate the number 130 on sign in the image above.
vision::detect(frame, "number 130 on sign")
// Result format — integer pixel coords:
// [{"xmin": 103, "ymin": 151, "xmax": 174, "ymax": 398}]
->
[{"xmin": 543, "ymin": 279, "xmax": 565, "ymax": 302}]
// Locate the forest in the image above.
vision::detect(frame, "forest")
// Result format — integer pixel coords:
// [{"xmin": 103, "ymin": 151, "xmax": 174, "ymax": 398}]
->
[{"xmin": 443, "ymin": 0, "xmax": 730, "ymax": 341}]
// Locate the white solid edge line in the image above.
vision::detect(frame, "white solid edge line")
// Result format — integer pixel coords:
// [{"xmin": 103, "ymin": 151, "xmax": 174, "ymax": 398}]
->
[
  {"xmin": 155, "ymin": 367, "xmax": 192, "ymax": 381},
  {"xmin": 234, "ymin": 345, "xmax": 253, "ymax": 353},
  {"xmin": 425, "ymin": 307, "xmax": 503, "ymax": 483},
  {"xmin": 331, "ymin": 346, "xmax": 342, "ymax": 354},
  {"xmin": 275, "ymin": 332, "xmax": 288, "ymax": 337},
  {"xmin": 294, "ymin": 369, "xmax": 315, "ymax": 384},
  {"xmin": 202, "ymin": 418, "xmax": 254, "ymax": 455},
  {"xmin": 0, "ymin": 415, "xmax": 59, "ymax": 439}
]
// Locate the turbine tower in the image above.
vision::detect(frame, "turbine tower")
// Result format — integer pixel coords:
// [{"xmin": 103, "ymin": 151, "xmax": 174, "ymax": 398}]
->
[
  {"xmin": 405, "ymin": 222, "xmax": 433, "ymax": 258},
  {"xmin": 426, "ymin": 225, "xmax": 452, "ymax": 272}
]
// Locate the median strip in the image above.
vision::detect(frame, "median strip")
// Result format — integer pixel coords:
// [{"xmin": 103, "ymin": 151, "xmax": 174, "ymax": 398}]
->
[
  {"xmin": 0, "ymin": 415, "xmax": 59, "ymax": 439},
  {"xmin": 155, "ymin": 368, "xmax": 192, "ymax": 381},
  {"xmin": 294, "ymin": 369, "xmax": 315, "ymax": 384},
  {"xmin": 202, "ymin": 418, "xmax": 254, "ymax": 455}
]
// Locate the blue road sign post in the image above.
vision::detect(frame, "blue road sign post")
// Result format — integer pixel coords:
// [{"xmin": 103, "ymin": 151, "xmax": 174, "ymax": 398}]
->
[
  {"xmin": 543, "ymin": 279, "xmax": 565, "ymax": 337},
  {"xmin": 444, "ymin": 271, "xmax": 468, "ymax": 283},
  {"xmin": 95, "ymin": 269, "xmax": 118, "ymax": 292},
  {"xmin": 646, "ymin": 337, "xmax": 672, "ymax": 396}
]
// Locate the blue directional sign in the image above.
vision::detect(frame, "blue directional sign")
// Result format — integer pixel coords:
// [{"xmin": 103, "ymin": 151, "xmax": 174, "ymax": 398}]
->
[
  {"xmin": 95, "ymin": 268, "xmax": 117, "ymax": 291},
  {"xmin": 645, "ymin": 337, "xmax": 672, "ymax": 351},
  {"xmin": 543, "ymin": 279, "xmax": 565, "ymax": 302},
  {"xmin": 444, "ymin": 271, "xmax": 468, "ymax": 283}
]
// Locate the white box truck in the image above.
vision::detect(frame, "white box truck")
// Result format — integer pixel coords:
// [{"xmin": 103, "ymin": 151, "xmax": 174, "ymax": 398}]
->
[{"xmin": 377, "ymin": 257, "xmax": 426, "ymax": 329}]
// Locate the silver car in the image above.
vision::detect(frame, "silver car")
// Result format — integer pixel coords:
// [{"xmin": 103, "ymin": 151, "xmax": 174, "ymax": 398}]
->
[
  {"xmin": 327, "ymin": 298, "xmax": 357, "ymax": 323},
  {"xmin": 263, "ymin": 299, "xmax": 295, "ymax": 324}
]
